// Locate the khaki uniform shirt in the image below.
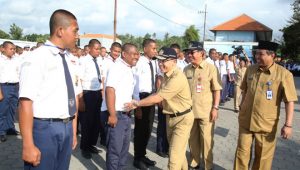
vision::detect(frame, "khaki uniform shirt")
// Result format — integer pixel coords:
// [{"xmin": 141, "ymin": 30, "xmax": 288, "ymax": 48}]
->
[
  {"xmin": 235, "ymin": 67, "xmax": 247, "ymax": 86},
  {"xmin": 184, "ymin": 61, "xmax": 222, "ymax": 120},
  {"xmin": 157, "ymin": 67, "xmax": 192, "ymax": 114},
  {"xmin": 239, "ymin": 63, "xmax": 298, "ymax": 133}
]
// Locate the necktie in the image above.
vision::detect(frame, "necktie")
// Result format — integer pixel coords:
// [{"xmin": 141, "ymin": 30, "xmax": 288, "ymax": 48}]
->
[
  {"xmin": 149, "ymin": 61, "xmax": 155, "ymax": 93},
  {"xmin": 59, "ymin": 53, "xmax": 76, "ymax": 116},
  {"xmin": 93, "ymin": 58, "xmax": 102, "ymax": 83}
]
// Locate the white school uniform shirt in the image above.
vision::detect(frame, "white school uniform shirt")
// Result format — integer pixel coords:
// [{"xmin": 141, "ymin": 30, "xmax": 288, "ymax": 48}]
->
[
  {"xmin": 219, "ymin": 60, "xmax": 229, "ymax": 77},
  {"xmin": 100, "ymin": 56, "xmax": 119, "ymax": 112},
  {"xmin": 133, "ymin": 56, "xmax": 156, "ymax": 100},
  {"xmin": 206, "ymin": 57, "xmax": 220, "ymax": 73},
  {"xmin": 0, "ymin": 54, "xmax": 21, "ymax": 83},
  {"xmin": 228, "ymin": 61, "xmax": 236, "ymax": 74},
  {"xmin": 79, "ymin": 54, "xmax": 103, "ymax": 91},
  {"xmin": 19, "ymin": 40, "xmax": 82, "ymax": 119},
  {"xmin": 68, "ymin": 54, "xmax": 83, "ymax": 95},
  {"xmin": 101, "ymin": 58, "xmax": 135, "ymax": 112},
  {"xmin": 177, "ymin": 58, "xmax": 188, "ymax": 71}
]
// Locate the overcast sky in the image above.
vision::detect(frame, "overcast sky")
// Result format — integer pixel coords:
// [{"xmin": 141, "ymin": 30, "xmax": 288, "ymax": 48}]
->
[{"xmin": 0, "ymin": 0, "xmax": 294, "ymax": 40}]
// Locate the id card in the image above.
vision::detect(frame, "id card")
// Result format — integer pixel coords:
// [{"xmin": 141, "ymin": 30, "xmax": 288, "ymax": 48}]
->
[
  {"xmin": 266, "ymin": 90, "xmax": 272, "ymax": 100},
  {"xmin": 196, "ymin": 84, "xmax": 202, "ymax": 93}
]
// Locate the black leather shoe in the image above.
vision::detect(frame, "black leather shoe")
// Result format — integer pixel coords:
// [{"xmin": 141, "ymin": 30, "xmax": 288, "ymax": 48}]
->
[
  {"xmin": 81, "ymin": 150, "xmax": 92, "ymax": 159},
  {"xmin": 0, "ymin": 135, "xmax": 7, "ymax": 142},
  {"xmin": 156, "ymin": 151, "xmax": 168, "ymax": 158},
  {"xmin": 133, "ymin": 159, "xmax": 149, "ymax": 170},
  {"xmin": 141, "ymin": 156, "xmax": 156, "ymax": 166},
  {"xmin": 88, "ymin": 146, "xmax": 102, "ymax": 154},
  {"xmin": 6, "ymin": 130, "xmax": 20, "ymax": 136},
  {"xmin": 189, "ymin": 165, "xmax": 200, "ymax": 170}
]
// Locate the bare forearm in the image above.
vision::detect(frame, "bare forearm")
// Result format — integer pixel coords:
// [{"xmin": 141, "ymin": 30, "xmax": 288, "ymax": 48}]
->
[
  {"xmin": 213, "ymin": 90, "xmax": 220, "ymax": 106},
  {"xmin": 72, "ymin": 96, "xmax": 79, "ymax": 136},
  {"xmin": 139, "ymin": 94, "xmax": 163, "ymax": 107},
  {"xmin": 19, "ymin": 99, "xmax": 34, "ymax": 147},
  {"xmin": 284, "ymin": 102, "xmax": 294, "ymax": 126},
  {"xmin": 106, "ymin": 87, "xmax": 116, "ymax": 116}
]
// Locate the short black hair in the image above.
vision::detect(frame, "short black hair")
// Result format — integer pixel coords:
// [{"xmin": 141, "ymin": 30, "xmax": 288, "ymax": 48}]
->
[
  {"xmin": 142, "ymin": 38, "xmax": 156, "ymax": 48},
  {"xmin": 209, "ymin": 48, "xmax": 216, "ymax": 55},
  {"xmin": 88, "ymin": 39, "xmax": 101, "ymax": 47},
  {"xmin": 2, "ymin": 41, "xmax": 14, "ymax": 48},
  {"xmin": 111, "ymin": 42, "xmax": 122, "ymax": 49},
  {"xmin": 122, "ymin": 43, "xmax": 137, "ymax": 53},
  {"xmin": 49, "ymin": 9, "xmax": 77, "ymax": 36},
  {"xmin": 170, "ymin": 43, "xmax": 180, "ymax": 50}
]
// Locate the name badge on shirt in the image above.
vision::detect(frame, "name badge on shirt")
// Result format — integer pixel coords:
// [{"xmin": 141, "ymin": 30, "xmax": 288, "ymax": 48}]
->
[
  {"xmin": 266, "ymin": 90, "xmax": 272, "ymax": 100},
  {"xmin": 266, "ymin": 81, "xmax": 272, "ymax": 100},
  {"xmin": 196, "ymin": 84, "xmax": 202, "ymax": 93}
]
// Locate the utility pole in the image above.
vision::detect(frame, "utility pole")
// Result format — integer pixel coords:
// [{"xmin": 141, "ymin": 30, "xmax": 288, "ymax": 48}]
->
[
  {"xmin": 198, "ymin": 4, "xmax": 207, "ymax": 42},
  {"xmin": 113, "ymin": 0, "xmax": 117, "ymax": 42}
]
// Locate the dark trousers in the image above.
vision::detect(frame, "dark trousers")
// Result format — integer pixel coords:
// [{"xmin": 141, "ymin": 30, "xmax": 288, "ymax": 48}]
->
[
  {"xmin": 24, "ymin": 119, "xmax": 73, "ymax": 170},
  {"xmin": 156, "ymin": 106, "xmax": 169, "ymax": 153},
  {"xmin": 228, "ymin": 73, "xmax": 236, "ymax": 97},
  {"xmin": 0, "ymin": 84, "xmax": 18, "ymax": 135},
  {"xmin": 221, "ymin": 75, "xmax": 229, "ymax": 102},
  {"xmin": 134, "ymin": 92, "xmax": 155, "ymax": 159},
  {"xmin": 106, "ymin": 112, "xmax": 131, "ymax": 170},
  {"xmin": 100, "ymin": 110, "xmax": 109, "ymax": 147},
  {"xmin": 79, "ymin": 90, "xmax": 102, "ymax": 150}
]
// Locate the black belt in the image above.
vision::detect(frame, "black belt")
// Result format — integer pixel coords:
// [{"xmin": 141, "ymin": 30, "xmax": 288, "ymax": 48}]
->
[
  {"xmin": 34, "ymin": 115, "xmax": 75, "ymax": 123},
  {"xmin": 169, "ymin": 107, "xmax": 192, "ymax": 118},
  {"xmin": 0, "ymin": 82, "xmax": 19, "ymax": 86}
]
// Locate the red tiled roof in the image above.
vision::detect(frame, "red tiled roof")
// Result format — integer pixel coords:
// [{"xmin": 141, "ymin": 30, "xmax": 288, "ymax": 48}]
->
[
  {"xmin": 210, "ymin": 14, "xmax": 272, "ymax": 32},
  {"xmin": 80, "ymin": 33, "xmax": 120, "ymax": 40}
]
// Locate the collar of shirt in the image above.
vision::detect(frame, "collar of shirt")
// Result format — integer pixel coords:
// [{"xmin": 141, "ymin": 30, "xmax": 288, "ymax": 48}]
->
[
  {"xmin": 192, "ymin": 60, "xmax": 206, "ymax": 69},
  {"xmin": 0, "ymin": 53, "xmax": 12, "ymax": 60},
  {"xmin": 165, "ymin": 67, "xmax": 177, "ymax": 78},
  {"xmin": 257, "ymin": 62, "xmax": 276, "ymax": 75},
  {"xmin": 107, "ymin": 55, "xmax": 119, "ymax": 62},
  {"xmin": 86, "ymin": 54, "xmax": 97, "ymax": 60},
  {"xmin": 120, "ymin": 58, "xmax": 131, "ymax": 68},
  {"xmin": 44, "ymin": 40, "xmax": 67, "ymax": 55}
]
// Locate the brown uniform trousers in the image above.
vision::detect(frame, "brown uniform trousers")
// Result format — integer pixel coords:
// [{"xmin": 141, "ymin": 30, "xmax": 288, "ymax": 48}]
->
[
  {"xmin": 234, "ymin": 63, "xmax": 298, "ymax": 170},
  {"xmin": 234, "ymin": 67, "xmax": 247, "ymax": 110}
]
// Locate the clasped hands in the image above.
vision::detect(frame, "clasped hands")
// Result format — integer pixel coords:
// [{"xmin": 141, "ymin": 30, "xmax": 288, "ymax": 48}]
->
[{"xmin": 124, "ymin": 99, "xmax": 139, "ymax": 112}]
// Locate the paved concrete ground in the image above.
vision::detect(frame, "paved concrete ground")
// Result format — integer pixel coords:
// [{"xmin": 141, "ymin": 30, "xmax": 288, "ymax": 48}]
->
[{"xmin": 1, "ymin": 77, "xmax": 299, "ymax": 170}]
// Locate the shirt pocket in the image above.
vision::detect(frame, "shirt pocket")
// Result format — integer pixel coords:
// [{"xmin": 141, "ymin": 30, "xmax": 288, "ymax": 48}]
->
[{"xmin": 262, "ymin": 80, "xmax": 281, "ymax": 119}]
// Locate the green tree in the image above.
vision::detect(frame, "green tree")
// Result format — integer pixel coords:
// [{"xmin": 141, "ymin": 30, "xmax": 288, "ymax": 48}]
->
[
  {"xmin": 164, "ymin": 32, "xmax": 169, "ymax": 42},
  {"xmin": 9, "ymin": 23, "xmax": 23, "ymax": 40},
  {"xmin": 183, "ymin": 25, "xmax": 200, "ymax": 48},
  {"xmin": 281, "ymin": 0, "xmax": 300, "ymax": 61},
  {"xmin": 152, "ymin": 33, "xmax": 156, "ymax": 39},
  {"xmin": 290, "ymin": 0, "xmax": 300, "ymax": 24},
  {"xmin": 144, "ymin": 33, "xmax": 151, "ymax": 39},
  {"xmin": 0, "ymin": 29, "xmax": 10, "ymax": 39},
  {"xmin": 23, "ymin": 33, "xmax": 49, "ymax": 42}
]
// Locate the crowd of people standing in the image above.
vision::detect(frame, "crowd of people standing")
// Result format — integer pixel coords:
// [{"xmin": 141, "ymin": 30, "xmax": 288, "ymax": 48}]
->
[{"xmin": 0, "ymin": 9, "xmax": 298, "ymax": 170}]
